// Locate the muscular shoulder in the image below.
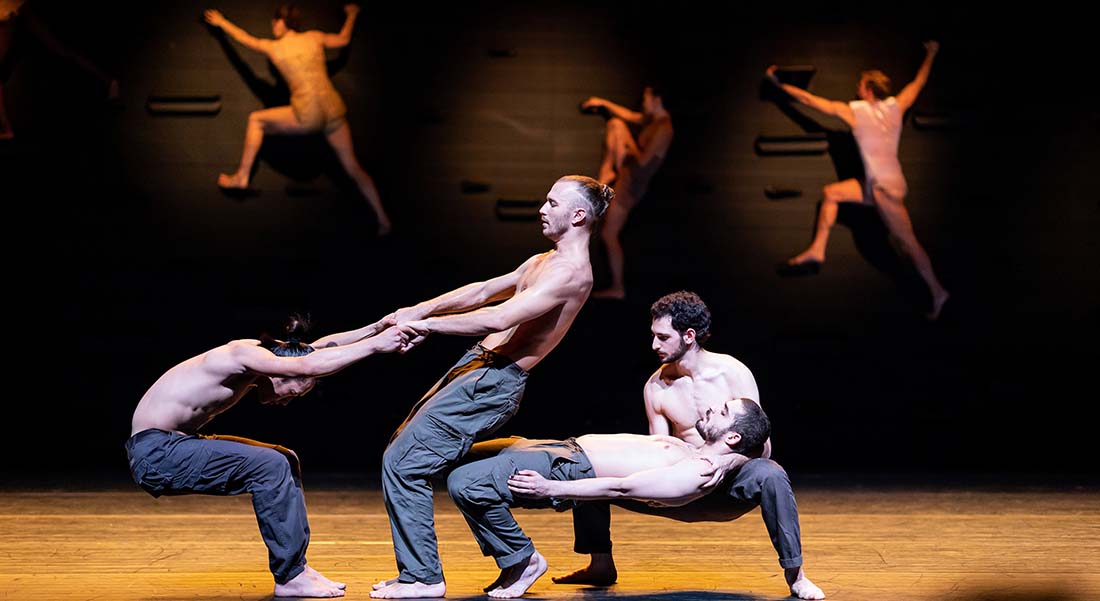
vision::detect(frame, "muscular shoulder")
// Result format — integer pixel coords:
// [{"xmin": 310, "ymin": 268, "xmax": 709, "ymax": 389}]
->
[
  {"xmin": 646, "ymin": 365, "xmax": 675, "ymax": 390},
  {"xmin": 204, "ymin": 340, "xmax": 260, "ymax": 373},
  {"xmin": 539, "ymin": 254, "xmax": 592, "ymax": 291},
  {"xmin": 706, "ymin": 351, "xmax": 759, "ymax": 392},
  {"xmin": 644, "ymin": 365, "xmax": 678, "ymax": 406},
  {"xmin": 709, "ymin": 351, "xmax": 753, "ymax": 375}
]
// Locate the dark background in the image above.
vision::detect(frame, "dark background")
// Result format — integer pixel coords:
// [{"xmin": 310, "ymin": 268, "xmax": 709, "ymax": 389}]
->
[{"xmin": 3, "ymin": 1, "xmax": 1097, "ymax": 482}]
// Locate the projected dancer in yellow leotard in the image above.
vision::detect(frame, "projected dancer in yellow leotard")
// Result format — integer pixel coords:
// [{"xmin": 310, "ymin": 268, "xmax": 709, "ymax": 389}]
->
[{"xmin": 205, "ymin": 4, "xmax": 392, "ymax": 235}]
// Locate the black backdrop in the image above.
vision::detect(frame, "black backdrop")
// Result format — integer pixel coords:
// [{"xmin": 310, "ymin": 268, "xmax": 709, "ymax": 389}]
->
[{"xmin": 4, "ymin": 1, "xmax": 1097, "ymax": 481}]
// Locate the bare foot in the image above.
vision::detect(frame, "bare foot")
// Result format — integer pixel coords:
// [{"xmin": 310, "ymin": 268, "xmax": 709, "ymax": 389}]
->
[
  {"xmin": 592, "ymin": 288, "xmax": 625, "ymax": 300},
  {"xmin": 927, "ymin": 290, "xmax": 950, "ymax": 322},
  {"xmin": 217, "ymin": 171, "xmax": 249, "ymax": 189},
  {"xmin": 552, "ymin": 554, "xmax": 617, "ymax": 585},
  {"xmin": 785, "ymin": 567, "xmax": 825, "ymax": 600},
  {"xmin": 369, "ymin": 580, "xmax": 445, "ymax": 599},
  {"xmin": 372, "ymin": 576, "xmax": 398, "ymax": 590},
  {"xmin": 377, "ymin": 219, "xmax": 392, "ymax": 236},
  {"xmin": 787, "ymin": 249, "xmax": 825, "ymax": 266},
  {"xmin": 107, "ymin": 79, "xmax": 120, "ymax": 101},
  {"xmin": 0, "ymin": 131, "xmax": 12, "ymax": 141},
  {"xmin": 275, "ymin": 568, "xmax": 345, "ymax": 598},
  {"xmin": 305, "ymin": 565, "xmax": 346, "ymax": 590},
  {"xmin": 487, "ymin": 551, "xmax": 547, "ymax": 599}
]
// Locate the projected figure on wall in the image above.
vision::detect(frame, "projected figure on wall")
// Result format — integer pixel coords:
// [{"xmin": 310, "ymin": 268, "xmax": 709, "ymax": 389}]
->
[
  {"xmin": 204, "ymin": 4, "xmax": 392, "ymax": 236},
  {"xmin": 766, "ymin": 41, "xmax": 949, "ymax": 321},
  {"xmin": 1, "ymin": 0, "xmax": 119, "ymax": 141},
  {"xmin": 125, "ymin": 315, "xmax": 414, "ymax": 598},
  {"xmin": 580, "ymin": 86, "xmax": 673, "ymax": 299}
]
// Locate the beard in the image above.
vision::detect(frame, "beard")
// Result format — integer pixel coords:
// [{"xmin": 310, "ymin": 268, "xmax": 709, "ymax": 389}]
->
[
  {"xmin": 695, "ymin": 417, "xmax": 723, "ymax": 443},
  {"xmin": 541, "ymin": 214, "xmax": 569, "ymax": 240},
  {"xmin": 660, "ymin": 338, "xmax": 689, "ymax": 364}
]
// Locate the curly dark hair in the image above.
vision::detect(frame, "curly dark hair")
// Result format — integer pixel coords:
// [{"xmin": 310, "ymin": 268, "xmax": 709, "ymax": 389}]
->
[{"xmin": 650, "ymin": 291, "xmax": 711, "ymax": 345}]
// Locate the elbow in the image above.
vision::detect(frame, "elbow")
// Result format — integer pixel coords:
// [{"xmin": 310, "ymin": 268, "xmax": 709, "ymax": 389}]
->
[
  {"xmin": 472, "ymin": 290, "xmax": 492, "ymax": 308},
  {"xmin": 485, "ymin": 314, "xmax": 511, "ymax": 333},
  {"xmin": 607, "ymin": 482, "xmax": 633, "ymax": 499},
  {"xmin": 482, "ymin": 308, "xmax": 517, "ymax": 333}
]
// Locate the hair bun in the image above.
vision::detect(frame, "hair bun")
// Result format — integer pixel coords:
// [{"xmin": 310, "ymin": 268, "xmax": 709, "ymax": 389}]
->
[
  {"xmin": 601, "ymin": 184, "xmax": 615, "ymax": 204},
  {"xmin": 285, "ymin": 313, "xmax": 312, "ymax": 339}
]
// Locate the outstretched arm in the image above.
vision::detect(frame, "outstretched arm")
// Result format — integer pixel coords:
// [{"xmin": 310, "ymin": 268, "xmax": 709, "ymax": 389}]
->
[
  {"xmin": 581, "ymin": 96, "xmax": 644, "ymax": 124},
  {"xmin": 508, "ymin": 458, "xmax": 722, "ymax": 507},
  {"xmin": 404, "ymin": 261, "xmax": 582, "ymax": 337},
  {"xmin": 394, "ymin": 254, "xmax": 541, "ymax": 323},
  {"xmin": 204, "ymin": 10, "xmax": 271, "ymax": 54},
  {"xmin": 895, "ymin": 41, "xmax": 939, "ymax": 112},
  {"xmin": 309, "ymin": 314, "xmax": 396, "ymax": 348},
  {"xmin": 766, "ymin": 65, "xmax": 854, "ymax": 127},
  {"xmin": 224, "ymin": 327, "xmax": 410, "ymax": 378},
  {"xmin": 311, "ymin": 4, "xmax": 359, "ymax": 49}
]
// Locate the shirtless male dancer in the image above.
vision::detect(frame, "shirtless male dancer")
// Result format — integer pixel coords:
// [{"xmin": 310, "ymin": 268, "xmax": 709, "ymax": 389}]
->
[
  {"xmin": 126, "ymin": 316, "xmax": 411, "ymax": 598},
  {"xmin": 204, "ymin": 4, "xmax": 392, "ymax": 234},
  {"xmin": 369, "ymin": 175, "xmax": 612, "ymax": 599},
  {"xmin": 446, "ymin": 397, "xmax": 770, "ymax": 598},
  {"xmin": 555, "ymin": 291, "xmax": 824, "ymax": 599},
  {"xmin": 767, "ymin": 41, "xmax": 949, "ymax": 320}
]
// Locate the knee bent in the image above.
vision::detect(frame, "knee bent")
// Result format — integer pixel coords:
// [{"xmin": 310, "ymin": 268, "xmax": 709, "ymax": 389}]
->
[
  {"xmin": 381, "ymin": 444, "xmax": 404, "ymax": 474},
  {"xmin": 607, "ymin": 117, "xmax": 629, "ymax": 134},
  {"xmin": 251, "ymin": 447, "xmax": 293, "ymax": 483},
  {"xmin": 445, "ymin": 467, "xmax": 475, "ymax": 505},
  {"xmin": 607, "ymin": 115, "xmax": 633, "ymax": 128}
]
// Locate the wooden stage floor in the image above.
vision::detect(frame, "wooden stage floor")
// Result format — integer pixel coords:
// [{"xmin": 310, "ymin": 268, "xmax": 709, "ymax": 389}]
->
[{"xmin": 2, "ymin": 475, "xmax": 1098, "ymax": 601}]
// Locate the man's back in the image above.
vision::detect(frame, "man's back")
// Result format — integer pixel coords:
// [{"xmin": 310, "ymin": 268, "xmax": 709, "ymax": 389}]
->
[{"xmin": 130, "ymin": 342, "xmax": 255, "ymax": 435}]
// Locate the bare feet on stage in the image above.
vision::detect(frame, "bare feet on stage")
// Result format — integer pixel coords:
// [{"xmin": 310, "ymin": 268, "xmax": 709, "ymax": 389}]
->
[
  {"xmin": 274, "ymin": 565, "xmax": 346, "ymax": 598},
  {"xmin": 369, "ymin": 579, "xmax": 445, "ymax": 599},
  {"xmin": 372, "ymin": 576, "xmax": 397, "ymax": 590},
  {"xmin": 785, "ymin": 567, "xmax": 825, "ymax": 600},
  {"xmin": 552, "ymin": 553, "xmax": 617, "ymax": 585},
  {"xmin": 486, "ymin": 551, "xmax": 548, "ymax": 599},
  {"xmin": 305, "ymin": 565, "xmax": 345, "ymax": 590}
]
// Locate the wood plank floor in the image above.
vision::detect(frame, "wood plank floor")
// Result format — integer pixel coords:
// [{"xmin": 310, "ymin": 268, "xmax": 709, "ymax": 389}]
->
[{"xmin": 2, "ymin": 479, "xmax": 1098, "ymax": 600}]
